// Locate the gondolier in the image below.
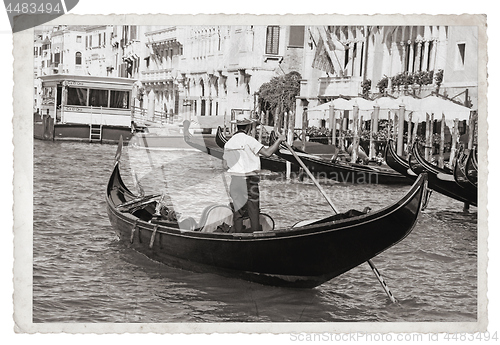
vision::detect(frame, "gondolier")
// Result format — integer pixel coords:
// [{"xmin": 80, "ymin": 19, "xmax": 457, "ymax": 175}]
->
[{"xmin": 223, "ymin": 114, "xmax": 286, "ymax": 233}]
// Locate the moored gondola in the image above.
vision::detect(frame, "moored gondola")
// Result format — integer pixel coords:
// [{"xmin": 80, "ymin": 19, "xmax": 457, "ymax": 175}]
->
[
  {"xmin": 384, "ymin": 139, "xmax": 418, "ymax": 180},
  {"xmin": 465, "ymin": 146, "xmax": 478, "ymax": 187},
  {"xmin": 106, "ymin": 137, "xmax": 428, "ymax": 288},
  {"xmin": 454, "ymin": 146, "xmax": 478, "ymax": 193},
  {"xmin": 268, "ymin": 132, "xmax": 412, "ymax": 185},
  {"xmin": 410, "ymin": 142, "xmax": 477, "ymax": 206}
]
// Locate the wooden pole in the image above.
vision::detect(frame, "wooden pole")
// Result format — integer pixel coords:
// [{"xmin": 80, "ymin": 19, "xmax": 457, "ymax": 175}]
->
[
  {"xmin": 407, "ymin": 112, "xmax": 413, "ymax": 154},
  {"xmin": 412, "ymin": 116, "xmax": 419, "ymax": 145},
  {"xmin": 285, "ymin": 111, "xmax": 292, "ymax": 179},
  {"xmin": 449, "ymin": 118, "xmax": 459, "ymax": 167},
  {"xmin": 370, "ymin": 105, "xmax": 379, "ymax": 159},
  {"xmin": 430, "ymin": 113, "xmax": 434, "ymax": 158},
  {"xmin": 351, "ymin": 105, "xmax": 360, "ymax": 163},
  {"xmin": 301, "ymin": 109, "xmax": 308, "ymax": 151},
  {"xmin": 438, "ymin": 113, "xmax": 446, "ymax": 168},
  {"xmin": 274, "ymin": 106, "xmax": 279, "ymax": 133},
  {"xmin": 223, "ymin": 110, "xmax": 227, "ymax": 135},
  {"xmin": 424, "ymin": 113, "xmax": 431, "ymax": 161},
  {"xmin": 283, "ymin": 111, "xmax": 289, "ymax": 136},
  {"xmin": 329, "ymin": 104, "xmax": 335, "ymax": 146},
  {"xmin": 396, "ymin": 104, "xmax": 405, "ymax": 156},
  {"xmin": 340, "ymin": 110, "xmax": 346, "ymax": 151},
  {"xmin": 467, "ymin": 111, "xmax": 476, "ymax": 150}
]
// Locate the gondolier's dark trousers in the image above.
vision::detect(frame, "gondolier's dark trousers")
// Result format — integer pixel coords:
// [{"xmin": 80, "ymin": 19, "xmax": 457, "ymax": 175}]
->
[{"xmin": 229, "ymin": 175, "xmax": 261, "ymax": 232}]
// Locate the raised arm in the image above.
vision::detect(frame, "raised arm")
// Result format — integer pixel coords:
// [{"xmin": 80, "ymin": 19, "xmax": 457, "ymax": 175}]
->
[{"xmin": 259, "ymin": 133, "xmax": 287, "ymax": 158}]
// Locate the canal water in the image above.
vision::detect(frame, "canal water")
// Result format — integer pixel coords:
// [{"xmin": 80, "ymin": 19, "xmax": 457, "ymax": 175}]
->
[{"xmin": 33, "ymin": 139, "xmax": 477, "ymax": 323}]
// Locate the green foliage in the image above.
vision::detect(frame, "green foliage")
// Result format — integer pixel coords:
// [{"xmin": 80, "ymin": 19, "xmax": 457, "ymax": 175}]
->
[
  {"xmin": 258, "ymin": 71, "xmax": 302, "ymax": 115},
  {"xmin": 361, "ymin": 79, "xmax": 371, "ymax": 98},
  {"xmin": 434, "ymin": 69, "xmax": 444, "ymax": 86},
  {"xmin": 388, "ymin": 70, "xmax": 436, "ymax": 91},
  {"xmin": 377, "ymin": 76, "xmax": 389, "ymax": 94}
]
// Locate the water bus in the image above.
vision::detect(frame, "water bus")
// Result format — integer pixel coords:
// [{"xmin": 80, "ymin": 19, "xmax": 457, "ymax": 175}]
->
[{"xmin": 35, "ymin": 75, "xmax": 140, "ymax": 144}]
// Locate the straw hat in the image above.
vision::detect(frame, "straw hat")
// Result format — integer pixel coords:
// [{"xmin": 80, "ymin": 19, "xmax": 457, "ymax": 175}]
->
[{"xmin": 230, "ymin": 114, "xmax": 260, "ymax": 125}]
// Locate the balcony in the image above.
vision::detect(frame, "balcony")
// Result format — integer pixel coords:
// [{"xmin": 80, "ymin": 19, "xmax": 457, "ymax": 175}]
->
[
  {"xmin": 317, "ymin": 76, "xmax": 363, "ymax": 98},
  {"xmin": 145, "ymin": 26, "xmax": 178, "ymax": 44},
  {"xmin": 141, "ymin": 69, "xmax": 175, "ymax": 84}
]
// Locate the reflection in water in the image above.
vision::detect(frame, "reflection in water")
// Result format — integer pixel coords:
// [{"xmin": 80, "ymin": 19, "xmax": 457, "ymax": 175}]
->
[{"xmin": 33, "ymin": 141, "xmax": 477, "ymax": 323}]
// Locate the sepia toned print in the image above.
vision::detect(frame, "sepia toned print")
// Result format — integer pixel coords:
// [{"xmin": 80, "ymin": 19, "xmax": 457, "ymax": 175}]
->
[{"xmin": 13, "ymin": 14, "xmax": 487, "ymax": 334}]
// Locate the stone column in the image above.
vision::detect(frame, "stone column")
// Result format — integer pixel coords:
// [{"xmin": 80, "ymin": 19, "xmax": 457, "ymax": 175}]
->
[
  {"xmin": 422, "ymin": 40, "xmax": 430, "ymax": 71},
  {"xmin": 428, "ymin": 39, "xmax": 437, "ymax": 71},
  {"xmin": 400, "ymin": 41, "xmax": 407, "ymax": 73},
  {"xmin": 414, "ymin": 39, "xmax": 422, "ymax": 72}
]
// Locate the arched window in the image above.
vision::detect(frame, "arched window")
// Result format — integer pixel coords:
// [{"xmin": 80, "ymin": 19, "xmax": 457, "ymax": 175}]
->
[{"xmin": 75, "ymin": 52, "xmax": 82, "ymax": 65}]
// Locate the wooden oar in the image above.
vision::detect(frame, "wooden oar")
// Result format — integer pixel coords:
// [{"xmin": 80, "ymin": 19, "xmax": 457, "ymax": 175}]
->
[
  {"xmin": 283, "ymin": 142, "xmax": 398, "ymax": 304},
  {"xmin": 283, "ymin": 142, "xmax": 339, "ymax": 214}
]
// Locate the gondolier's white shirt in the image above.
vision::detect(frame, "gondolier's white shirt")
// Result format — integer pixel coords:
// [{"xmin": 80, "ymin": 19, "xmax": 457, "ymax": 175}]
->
[{"xmin": 223, "ymin": 132, "xmax": 264, "ymax": 175}]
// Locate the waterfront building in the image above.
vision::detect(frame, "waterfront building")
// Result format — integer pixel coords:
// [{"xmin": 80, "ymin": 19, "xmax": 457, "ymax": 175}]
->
[
  {"xmin": 109, "ymin": 25, "xmax": 143, "ymax": 80},
  {"xmin": 173, "ymin": 26, "xmax": 304, "ymax": 126},
  {"xmin": 136, "ymin": 25, "xmax": 305, "ymax": 127},
  {"xmin": 46, "ymin": 25, "xmax": 87, "ymax": 75},
  {"xmin": 297, "ymin": 25, "xmax": 478, "ymax": 123},
  {"xmin": 84, "ymin": 25, "xmax": 114, "ymax": 77},
  {"xmin": 140, "ymin": 26, "xmax": 183, "ymax": 120},
  {"xmin": 137, "ymin": 25, "xmax": 305, "ymax": 126}
]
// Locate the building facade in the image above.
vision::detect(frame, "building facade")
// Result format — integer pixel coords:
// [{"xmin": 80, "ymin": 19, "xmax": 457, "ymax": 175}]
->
[
  {"xmin": 34, "ymin": 25, "xmax": 477, "ymax": 129},
  {"xmin": 297, "ymin": 25, "xmax": 478, "ymax": 122},
  {"xmin": 138, "ymin": 25, "xmax": 305, "ymax": 125}
]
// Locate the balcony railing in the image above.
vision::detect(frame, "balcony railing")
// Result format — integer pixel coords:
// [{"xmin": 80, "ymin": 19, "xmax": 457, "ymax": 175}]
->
[{"xmin": 141, "ymin": 69, "xmax": 174, "ymax": 82}]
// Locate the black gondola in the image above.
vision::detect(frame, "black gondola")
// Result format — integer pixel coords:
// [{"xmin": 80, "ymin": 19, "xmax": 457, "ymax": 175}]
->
[
  {"xmin": 464, "ymin": 146, "xmax": 478, "ymax": 187},
  {"xmin": 454, "ymin": 146, "xmax": 478, "ymax": 193},
  {"xmin": 266, "ymin": 132, "xmax": 412, "ymax": 185},
  {"xmin": 410, "ymin": 142, "xmax": 477, "ymax": 207},
  {"xmin": 106, "ymin": 137, "xmax": 429, "ymax": 288},
  {"xmin": 384, "ymin": 139, "xmax": 418, "ymax": 180}
]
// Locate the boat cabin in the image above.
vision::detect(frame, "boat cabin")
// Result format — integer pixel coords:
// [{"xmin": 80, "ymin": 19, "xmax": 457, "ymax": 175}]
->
[{"xmin": 35, "ymin": 75, "xmax": 137, "ymax": 143}]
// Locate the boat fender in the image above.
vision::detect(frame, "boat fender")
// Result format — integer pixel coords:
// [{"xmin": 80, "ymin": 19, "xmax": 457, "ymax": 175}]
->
[
  {"xmin": 130, "ymin": 221, "xmax": 137, "ymax": 244},
  {"xmin": 149, "ymin": 225, "xmax": 158, "ymax": 249}
]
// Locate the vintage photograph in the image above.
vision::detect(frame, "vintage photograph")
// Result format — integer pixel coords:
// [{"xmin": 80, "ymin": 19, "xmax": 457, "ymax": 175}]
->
[{"xmin": 14, "ymin": 14, "xmax": 487, "ymax": 333}]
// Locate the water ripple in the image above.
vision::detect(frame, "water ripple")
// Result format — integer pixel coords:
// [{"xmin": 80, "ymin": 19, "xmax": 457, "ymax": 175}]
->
[{"xmin": 33, "ymin": 140, "xmax": 478, "ymax": 323}]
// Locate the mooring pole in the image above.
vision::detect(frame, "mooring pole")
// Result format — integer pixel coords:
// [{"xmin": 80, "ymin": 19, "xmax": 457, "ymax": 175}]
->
[
  {"xmin": 370, "ymin": 103, "xmax": 379, "ymax": 159},
  {"xmin": 449, "ymin": 118, "xmax": 459, "ymax": 168},
  {"xmin": 438, "ymin": 113, "xmax": 446, "ymax": 168},
  {"xmin": 351, "ymin": 104, "xmax": 360, "ymax": 164}
]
